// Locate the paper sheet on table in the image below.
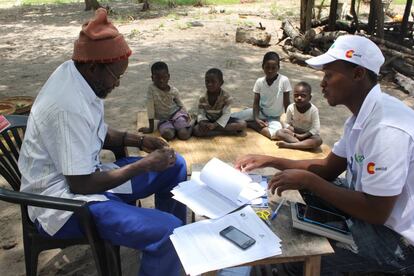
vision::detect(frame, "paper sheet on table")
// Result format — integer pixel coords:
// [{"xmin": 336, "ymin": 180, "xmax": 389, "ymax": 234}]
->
[
  {"xmin": 171, "ymin": 158, "xmax": 266, "ymax": 218},
  {"xmin": 170, "ymin": 206, "xmax": 282, "ymax": 276},
  {"xmin": 250, "ymin": 178, "xmax": 269, "ymax": 208}
]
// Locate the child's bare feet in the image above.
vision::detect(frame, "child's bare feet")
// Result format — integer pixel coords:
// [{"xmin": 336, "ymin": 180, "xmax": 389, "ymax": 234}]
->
[
  {"xmin": 236, "ymin": 129, "xmax": 247, "ymax": 137},
  {"xmin": 276, "ymin": 141, "xmax": 291, "ymax": 148}
]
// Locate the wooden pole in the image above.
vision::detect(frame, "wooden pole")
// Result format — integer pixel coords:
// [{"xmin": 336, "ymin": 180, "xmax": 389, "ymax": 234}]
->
[
  {"xmin": 300, "ymin": 0, "xmax": 306, "ymax": 32},
  {"xmin": 305, "ymin": 0, "xmax": 314, "ymax": 32},
  {"xmin": 350, "ymin": 0, "xmax": 359, "ymax": 32},
  {"xmin": 375, "ymin": 0, "xmax": 384, "ymax": 39},
  {"xmin": 328, "ymin": 0, "xmax": 338, "ymax": 31},
  {"xmin": 300, "ymin": 0, "xmax": 314, "ymax": 33},
  {"xmin": 368, "ymin": 0, "xmax": 376, "ymax": 34},
  {"xmin": 400, "ymin": 0, "xmax": 413, "ymax": 43},
  {"xmin": 368, "ymin": 0, "xmax": 384, "ymax": 38}
]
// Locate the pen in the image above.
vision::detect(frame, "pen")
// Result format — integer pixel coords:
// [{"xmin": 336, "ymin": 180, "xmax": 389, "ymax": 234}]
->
[{"xmin": 270, "ymin": 198, "xmax": 286, "ymax": 220}]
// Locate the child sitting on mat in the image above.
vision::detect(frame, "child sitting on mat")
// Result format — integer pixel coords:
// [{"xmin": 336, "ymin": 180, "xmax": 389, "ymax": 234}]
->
[
  {"xmin": 275, "ymin": 81, "xmax": 322, "ymax": 150},
  {"xmin": 193, "ymin": 68, "xmax": 246, "ymax": 137},
  {"xmin": 139, "ymin": 61, "xmax": 192, "ymax": 141}
]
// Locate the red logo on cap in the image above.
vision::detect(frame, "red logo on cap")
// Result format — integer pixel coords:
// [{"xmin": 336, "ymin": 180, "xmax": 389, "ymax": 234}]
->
[{"xmin": 345, "ymin": 50, "xmax": 354, "ymax": 58}]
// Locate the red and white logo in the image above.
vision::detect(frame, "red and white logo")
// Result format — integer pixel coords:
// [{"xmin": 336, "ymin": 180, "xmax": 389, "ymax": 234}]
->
[
  {"xmin": 345, "ymin": 50, "xmax": 354, "ymax": 58},
  {"xmin": 367, "ymin": 162, "xmax": 375, "ymax": 174}
]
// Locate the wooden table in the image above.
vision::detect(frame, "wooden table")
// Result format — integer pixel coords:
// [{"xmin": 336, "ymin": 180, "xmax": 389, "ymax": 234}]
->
[
  {"xmin": 138, "ymin": 110, "xmax": 335, "ymax": 275},
  {"xmin": 198, "ymin": 187, "xmax": 334, "ymax": 276}
]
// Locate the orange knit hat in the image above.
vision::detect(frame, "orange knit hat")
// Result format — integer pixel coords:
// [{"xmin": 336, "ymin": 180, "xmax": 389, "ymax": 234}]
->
[{"xmin": 72, "ymin": 8, "xmax": 132, "ymax": 63}]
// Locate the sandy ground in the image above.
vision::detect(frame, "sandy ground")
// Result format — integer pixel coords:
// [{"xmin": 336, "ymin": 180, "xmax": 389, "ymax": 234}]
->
[{"xmin": 0, "ymin": 1, "xmax": 413, "ymax": 275}]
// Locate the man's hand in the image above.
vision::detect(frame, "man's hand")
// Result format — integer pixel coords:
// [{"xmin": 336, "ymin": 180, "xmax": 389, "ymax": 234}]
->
[
  {"xmin": 141, "ymin": 136, "xmax": 169, "ymax": 152},
  {"xmin": 234, "ymin": 154, "xmax": 271, "ymax": 172},
  {"xmin": 255, "ymin": 118, "xmax": 268, "ymax": 128},
  {"xmin": 268, "ymin": 169, "xmax": 315, "ymax": 195},
  {"xmin": 138, "ymin": 148, "xmax": 176, "ymax": 172},
  {"xmin": 138, "ymin": 127, "xmax": 153, "ymax": 134}
]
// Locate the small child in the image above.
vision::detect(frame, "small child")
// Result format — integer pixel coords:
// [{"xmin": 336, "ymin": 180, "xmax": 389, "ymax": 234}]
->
[
  {"xmin": 232, "ymin": 51, "xmax": 291, "ymax": 139},
  {"xmin": 275, "ymin": 81, "xmax": 323, "ymax": 150},
  {"xmin": 138, "ymin": 61, "xmax": 192, "ymax": 141},
  {"xmin": 193, "ymin": 68, "xmax": 246, "ymax": 137}
]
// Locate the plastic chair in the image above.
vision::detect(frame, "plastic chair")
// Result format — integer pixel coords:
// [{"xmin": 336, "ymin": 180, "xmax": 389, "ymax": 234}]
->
[{"xmin": 0, "ymin": 115, "xmax": 122, "ymax": 276}]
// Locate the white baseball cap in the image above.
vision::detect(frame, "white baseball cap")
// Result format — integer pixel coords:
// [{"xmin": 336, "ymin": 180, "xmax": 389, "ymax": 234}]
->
[{"xmin": 306, "ymin": 35, "xmax": 385, "ymax": 75}]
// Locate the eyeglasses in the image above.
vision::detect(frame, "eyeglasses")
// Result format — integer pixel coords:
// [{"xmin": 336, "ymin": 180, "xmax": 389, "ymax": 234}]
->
[{"xmin": 104, "ymin": 65, "xmax": 122, "ymax": 82}]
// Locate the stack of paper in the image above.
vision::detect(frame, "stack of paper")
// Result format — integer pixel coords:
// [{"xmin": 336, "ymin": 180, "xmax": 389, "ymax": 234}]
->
[
  {"xmin": 170, "ymin": 206, "xmax": 282, "ymax": 276},
  {"xmin": 171, "ymin": 158, "xmax": 266, "ymax": 218}
]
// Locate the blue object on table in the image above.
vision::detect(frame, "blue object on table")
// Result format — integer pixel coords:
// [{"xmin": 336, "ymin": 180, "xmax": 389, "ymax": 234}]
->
[{"xmin": 271, "ymin": 198, "xmax": 286, "ymax": 220}]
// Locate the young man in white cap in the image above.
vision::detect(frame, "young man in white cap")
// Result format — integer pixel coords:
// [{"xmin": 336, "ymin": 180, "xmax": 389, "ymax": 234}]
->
[
  {"xmin": 18, "ymin": 8, "xmax": 186, "ymax": 276},
  {"xmin": 235, "ymin": 35, "xmax": 414, "ymax": 274}
]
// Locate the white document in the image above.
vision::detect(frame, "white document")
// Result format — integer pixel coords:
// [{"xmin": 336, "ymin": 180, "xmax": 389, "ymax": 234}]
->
[
  {"xmin": 250, "ymin": 177, "xmax": 269, "ymax": 208},
  {"xmin": 170, "ymin": 206, "xmax": 282, "ymax": 276},
  {"xmin": 171, "ymin": 158, "xmax": 266, "ymax": 218}
]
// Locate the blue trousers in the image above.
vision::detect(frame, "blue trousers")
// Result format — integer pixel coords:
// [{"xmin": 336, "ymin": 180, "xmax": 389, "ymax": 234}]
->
[{"xmin": 36, "ymin": 154, "xmax": 187, "ymax": 276}]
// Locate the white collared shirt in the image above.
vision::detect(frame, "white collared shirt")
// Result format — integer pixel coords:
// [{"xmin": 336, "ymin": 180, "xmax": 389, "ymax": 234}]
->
[
  {"xmin": 253, "ymin": 74, "xmax": 292, "ymax": 117},
  {"xmin": 332, "ymin": 84, "xmax": 414, "ymax": 245},
  {"xmin": 18, "ymin": 60, "xmax": 131, "ymax": 236}
]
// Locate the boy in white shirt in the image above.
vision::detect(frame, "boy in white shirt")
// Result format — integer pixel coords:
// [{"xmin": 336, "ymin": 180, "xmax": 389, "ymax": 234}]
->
[
  {"xmin": 232, "ymin": 51, "xmax": 291, "ymax": 139},
  {"xmin": 275, "ymin": 81, "xmax": 322, "ymax": 150}
]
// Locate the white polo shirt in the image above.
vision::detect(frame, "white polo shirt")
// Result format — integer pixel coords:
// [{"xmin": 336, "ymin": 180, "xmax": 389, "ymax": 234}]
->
[
  {"xmin": 332, "ymin": 84, "xmax": 414, "ymax": 245},
  {"xmin": 253, "ymin": 74, "xmax": 291, "ymax": 117},
  {"xmin": 18, "ymin": 60, "xmax": 132, "ymax": 236}
]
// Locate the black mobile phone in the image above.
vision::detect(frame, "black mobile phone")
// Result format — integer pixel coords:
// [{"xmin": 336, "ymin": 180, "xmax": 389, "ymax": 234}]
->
[
  {"xmin": 296, "ymin": 202, "xmax": 350, "ymax": 234},
  {"xmin": 219, "ymin": 226, "xmax": 256, "ymax": 250}
]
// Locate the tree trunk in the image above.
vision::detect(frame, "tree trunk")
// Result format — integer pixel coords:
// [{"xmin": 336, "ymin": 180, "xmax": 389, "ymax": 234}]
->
[
  {"xmin": 313, "ymin": 30, "xmax": 347, "ymax": 47},
  {"xmin": 300, "ymin": 0, "xmax": 314, "ymax": 33},
  {"xmin": 350, "ymin": 0, "xmax": 359, "ymax": 31},
  {"xmin": 84, "ymin": 0, "xmax": 101, "ymax": 11},
  {"xmin": 328, "ymin": 0, "xmax": 338, "ymax": 31},
  {"xmin": 288, "ymin": 50, "xmax": 314, "ymax": 66},
  {"xmin": 311, "ymin": 17, "xmax": 329, "ymax": 28},
  {"xmin": 375, "ymin": 0, "xmax": 384, "ymax": 38},
  {"xmin": 367, "ymin": 35, "xmax": 414, "ymax": 56},
  {"xmin": 392, "ymin": 59, "xmax": 414, "ymax": 77},
  {"xmin": 400, "ymin": 0, "xmax": 413, "ymax": 43},
  {"xmin": 368, "ymin": 0, "xmax": 384, "ymax": 38},
  {"xmin": 368, "ymin": 0, "xmax": 376, "ymax": 34},
  {"xmin": 395, "ymin": 72, "xmax": 414, "ymax": 96},
  {"xmin": 378, "ymin": 45, "xmax": 414, "ymax": 66},
  {"xmin": 282, "ymin": 20, "xmax": 310, "ymax": 51},
  {"xmin": 142, "ymin": 0, "xmax": 150, "ymax": 11}
]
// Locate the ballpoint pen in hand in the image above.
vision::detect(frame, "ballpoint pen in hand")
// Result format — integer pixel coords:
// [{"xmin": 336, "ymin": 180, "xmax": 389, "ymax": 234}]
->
[{"xmin": 270, "ymin": 198, "xmax": 286, "ymax": 220}]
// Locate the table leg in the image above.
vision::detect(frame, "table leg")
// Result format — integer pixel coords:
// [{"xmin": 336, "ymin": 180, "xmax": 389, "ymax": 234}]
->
[{"xmin": 303, "ymin": 255, "xmax": 321, "ymax": 276}]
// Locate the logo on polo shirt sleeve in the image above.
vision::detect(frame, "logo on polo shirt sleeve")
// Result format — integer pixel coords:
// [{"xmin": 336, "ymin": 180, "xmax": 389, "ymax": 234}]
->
[
  {"xmin": 367, "ymin": 162, "xmax": 375, "ymax": 174},
  {"xmin": 367, "ymin": 162, "xmax": 387, "ymax": 174}
]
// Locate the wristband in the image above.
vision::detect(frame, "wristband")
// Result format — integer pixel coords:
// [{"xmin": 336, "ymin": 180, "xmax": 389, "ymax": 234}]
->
[{"xmin": 137, "ymin": 135, "xmax": 145, "ymax": 150}]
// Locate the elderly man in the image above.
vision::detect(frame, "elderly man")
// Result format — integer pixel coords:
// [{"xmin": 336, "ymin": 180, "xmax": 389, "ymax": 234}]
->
[
  {"xmin": 18, "ymin": 8, "xmax": 186, "ymax": 276},
  {"xmin": 236, "ymin": 35, "xmax": 414, "ymax": 275}
]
